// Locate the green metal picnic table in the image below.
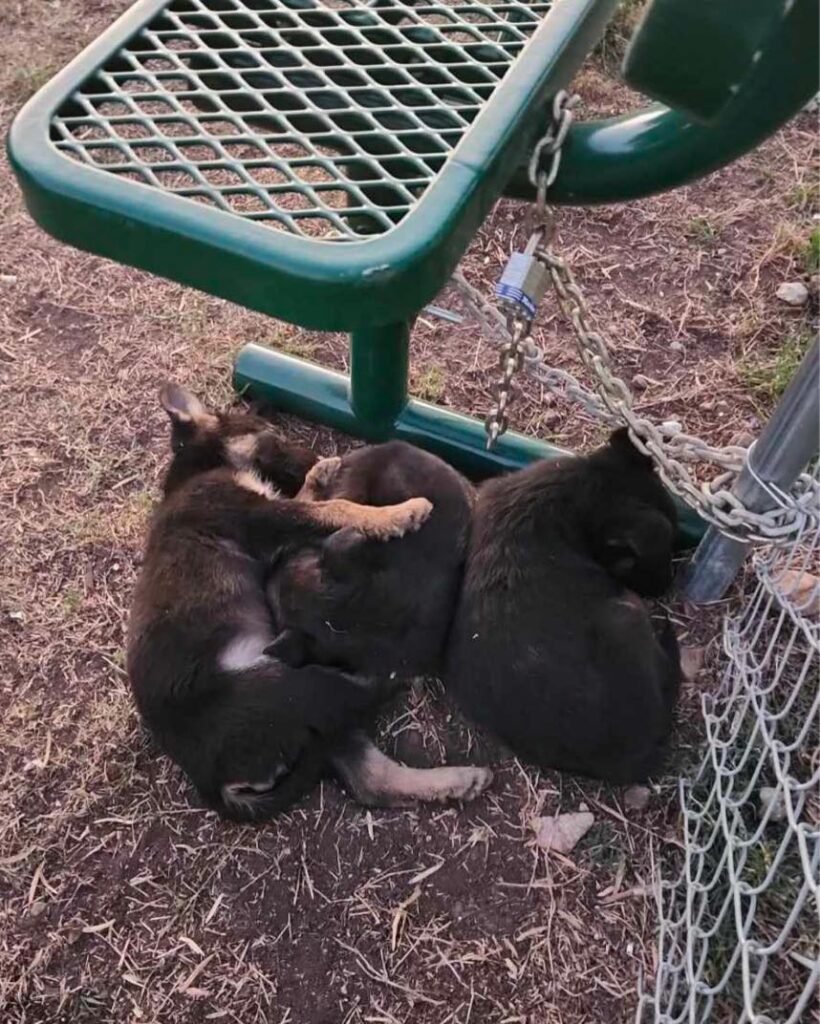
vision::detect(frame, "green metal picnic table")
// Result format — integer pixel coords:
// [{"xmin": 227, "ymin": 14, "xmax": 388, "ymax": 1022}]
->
[{"xmin": 8, "ymin": 0, "xmax": 818, "ymax": 497}]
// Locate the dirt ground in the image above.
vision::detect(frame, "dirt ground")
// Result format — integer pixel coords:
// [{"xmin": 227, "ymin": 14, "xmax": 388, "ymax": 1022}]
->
[{"xmin": 1, "ymin": 3, "xmax": 817, "ymax": 1023}]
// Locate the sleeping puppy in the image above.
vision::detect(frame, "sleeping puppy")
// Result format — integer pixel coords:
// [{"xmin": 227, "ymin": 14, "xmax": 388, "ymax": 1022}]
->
[
  {"xmin": 267, "ymin": 441, "xmax": 474, "ymax": 678},
  {"xmin": 444, "ymin": 428, "xmax": 681, "ymax": 784},
  {"xmin": 127, "ymin": 385, "xmax": 434, "ymax": 821},
  {"xmin": 265, "ymin": 442, "xmax": 494, "ymax": 807}
]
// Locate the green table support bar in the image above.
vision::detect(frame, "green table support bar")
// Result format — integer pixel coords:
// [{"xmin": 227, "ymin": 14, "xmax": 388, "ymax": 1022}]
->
[
  {"xmin": 350, "ymin": 321, "xmax": 410, "ymax": 431},
  {"xmin": 234, "ymin": 341, "xmax": 706, "ymax": 546}
]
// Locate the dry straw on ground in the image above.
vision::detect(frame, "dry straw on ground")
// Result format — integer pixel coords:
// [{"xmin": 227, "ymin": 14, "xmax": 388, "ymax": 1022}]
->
[{"xmin": 1, "ymin": 3, "xmax": 817, "ymax": 1022}]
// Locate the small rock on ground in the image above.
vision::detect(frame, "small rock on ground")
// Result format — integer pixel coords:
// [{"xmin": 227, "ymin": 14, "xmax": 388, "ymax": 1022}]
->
[
  {"xmin": 680, "ymin": 645, "xmax": 706, "ymax": 682},
  {"xmin": 776, "ymin": 281, "xmax": 809, "ymax": 305},
  {"xmin": 623, "ymin": 785, "xmax": 651, "ymax": 813},
  {"xmin": 759, "ymin": 786, "xmax": 787, "ymax": 822},
  {"xmin": 531, "ymin": 811, "xmax": 595, "ymax": 854},
  {"xmin": 774, "ymin": 570, "xmax": 820, "ymax": 617}
]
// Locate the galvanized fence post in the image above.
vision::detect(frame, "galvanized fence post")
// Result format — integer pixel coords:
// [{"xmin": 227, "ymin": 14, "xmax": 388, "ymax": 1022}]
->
[{"xmin": 683, "ymin": 340, "xmax": 819, "ymax": 603}]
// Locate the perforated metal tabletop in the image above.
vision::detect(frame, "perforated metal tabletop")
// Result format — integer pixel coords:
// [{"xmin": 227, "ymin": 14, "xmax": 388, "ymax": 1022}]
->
[{"xmin": 10, "ymin": 0, "xmax": 614, "ymax": 329}]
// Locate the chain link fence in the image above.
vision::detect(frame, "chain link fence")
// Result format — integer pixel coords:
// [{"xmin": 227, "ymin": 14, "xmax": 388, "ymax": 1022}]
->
[{"xmin": 637, "ymin": 460, "xmax": 819, "ymax": 1023}]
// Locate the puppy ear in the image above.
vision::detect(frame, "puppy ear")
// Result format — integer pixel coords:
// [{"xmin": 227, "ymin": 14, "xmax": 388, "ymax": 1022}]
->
[
  {"xmin": 608, "ymin": 427, "xmax": 653, "ymax": 468},
  {"xmin": 159, "ymin": 383, "xmax": 215, "ymax": 428},
  {"xmin": 321, "ymin": 526, "xmax": 377, "ymax": 579}
]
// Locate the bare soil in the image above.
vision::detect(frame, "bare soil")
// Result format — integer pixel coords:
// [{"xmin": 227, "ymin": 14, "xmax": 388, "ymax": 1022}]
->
[{"xmin": 1, "ymin": 3, "xmax": 817, "ymax": 1023}]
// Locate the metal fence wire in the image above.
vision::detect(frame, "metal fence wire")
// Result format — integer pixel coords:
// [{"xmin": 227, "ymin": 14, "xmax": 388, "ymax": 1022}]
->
[{"xmin": 637, "ymin": 459, "xmax": 820, "ymax": 1024}]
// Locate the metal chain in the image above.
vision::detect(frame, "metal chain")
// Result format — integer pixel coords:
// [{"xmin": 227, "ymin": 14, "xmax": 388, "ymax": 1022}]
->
[
  {"xmin": 484, "ymin": 92, "xmax": 578, "ymax": 448},
  {"xmin": 485, "ymin": 318, "xmax": 528, "ymax": 447},
  {"xmin": 527, "ymin": 91, "xmax": 581, "ymax": 196},
  {"xmin": 454, "ymin": 266, "xmax": 614, "ymax": 420},
  {"xmin": 454, "ymin": 93, "xmax": 819, "ymax": 545}
]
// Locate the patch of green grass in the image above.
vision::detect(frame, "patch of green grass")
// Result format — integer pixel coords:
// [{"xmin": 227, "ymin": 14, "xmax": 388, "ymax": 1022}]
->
[
  {"xmin": 273, "ymin": 334, "xmax": 316, "ymax": 359},
  {"xmin": 529, "ymin": 410, "xmax": 561, "ymax": 441},
  {"xmin": 687, "ymin": 216, "xmax": 720, "ymax": 246},
  {"xmin": 130, "ymin": 490, "xmax": 155, "ymax": 515},
  {"xmin": 775, "ymin": 221, "xmax": 820, "ymax": 272},
  {"xmin": 413, "ymin": 364, "xmax": 446, "ymax": 403},
  {"xmin": 595, "ymin": 0, "xmax": 645, "ymax": 67},
  {"xmin": 122, "ymin": 490, "xmax": 155, "ymax": 534},
  {"xmin": 787, "ymin": 181, "xmax": 820, "ymax": 215},
  {"xmin": 804, "ymin": 227, "xmax": 820, "ymax": 273},
  {"xmin": 61, "ymin": 588, "xmax": 83, "ymax": 616},
  {"xmin": 739, "ymin": 331, "xmax": 814, "ymax": 403},
  {"xmin": 579, "ymin": 822, "xmax": 625, "ymax": 872},
  {"xmin": 6, "ymin": 65, "xmax": 56, "ymax": 104},
  {"xmin": 703, "ymin": 831, "xmax": 813, "ymax": 1011}
]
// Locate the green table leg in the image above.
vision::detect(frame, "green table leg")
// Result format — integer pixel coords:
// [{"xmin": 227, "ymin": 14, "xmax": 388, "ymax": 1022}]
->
[
  {"xmin": 233, "ymin": 341, "xmax": 704, "ymax": 546},
  {"xmin": 349, "ymin": 322, "xmax": 410, "ymax": 436}
]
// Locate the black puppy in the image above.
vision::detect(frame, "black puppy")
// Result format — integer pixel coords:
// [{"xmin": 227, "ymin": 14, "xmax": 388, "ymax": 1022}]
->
[
  {"xmin": 267, "ymin": 441, "xmax": 474, "ymax": 678},
  {"xmin": 445, "ymin": 429, "xmax": 681, "ymax": 784},
  {"xmin": 127, "ymin": 385, "xmax": 434, "ymax": 821},
  {"xmin": 265, "ymin": 442, "xmax": 494, "ymax": 807}
]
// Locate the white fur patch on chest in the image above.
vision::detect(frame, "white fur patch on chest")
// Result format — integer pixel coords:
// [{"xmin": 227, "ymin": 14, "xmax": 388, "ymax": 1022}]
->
[
  {"xmin": 226, "ymin": 433, "xmax": 258, "ymax": 467},
  {"xmin": 219, "ymin": 632, "xmax": 272, "ymax": 673},
  {"xmin": 234, "ymin": 469, "xmax": 279, "ymax": 501}
]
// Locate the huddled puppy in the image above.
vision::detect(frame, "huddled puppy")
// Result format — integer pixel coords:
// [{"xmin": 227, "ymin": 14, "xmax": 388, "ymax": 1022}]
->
[
  {"xmin": 268, "ymin": 441, "xmax": 474, "ymax": 678},
  {"xmin": 445, "ymin": 429, "xmax": 681, "ymax": 783},
  {"xmin": 127, "ymin": 385, "xmax": 434, "ymax": 820},
  {"xmin": 267, "ymin": 441, "xmax": 494, "ymax": 807},
  {"xmin": 128, "ymin": 387, "xmax": 490, "ymax": 820}
]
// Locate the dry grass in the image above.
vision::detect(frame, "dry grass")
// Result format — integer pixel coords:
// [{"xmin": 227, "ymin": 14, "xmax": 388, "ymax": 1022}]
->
[{"xmin": 1, "ymin": 3, "xmax": 817, "ymax": 1023}]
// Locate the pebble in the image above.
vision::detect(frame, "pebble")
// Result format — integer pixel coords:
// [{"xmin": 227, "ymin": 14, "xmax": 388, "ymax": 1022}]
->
[
  {"xmin": 623, "ymin": 785, "xmax": 651, "ymax": 813},
  {"xmin": 759, "ymin": 786, "xmax": 787, "ymax": 822},
  {"xmin": 631, "ymin": 373, "xmax": 650, "ymax": 391},
  {"xmin": 669, "ymin": 340, "xmax": 685, "ymax": 353},
  {"xmin": 775, "ymin": 569, "xmax": 820, "ymax": 616},
  {"xmin": 29, "ymin": 901, "xmax": 47, "ymax": 918},
  {"xmin": 531, "ymin": 811, "xmax": 595, "ymax": 854},
  {"xmin": 0, "ymin": 274, "xmax": 17, "ymax": 284},
  {"xmin": 776, "ymin": 281, "xmax": 809, "ymax": 306},
  {"xmin": 681, "ymin": 646, "xmax": 706, "ymax": 681}
]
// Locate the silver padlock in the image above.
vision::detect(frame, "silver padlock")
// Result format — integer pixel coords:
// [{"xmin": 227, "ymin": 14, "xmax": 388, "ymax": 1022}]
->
[{"xmin": 496, "ymin": 229, "xmax": 550, "ymax": 322}]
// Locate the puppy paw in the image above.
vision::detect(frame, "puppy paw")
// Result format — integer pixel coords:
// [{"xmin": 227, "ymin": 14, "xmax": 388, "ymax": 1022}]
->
[
  {"xmin": 383, "ymin": 496, "xmax": 433, "ymax": 538},
  {"xmin": 298, "ymin": 456, "xmax": 342, "ymax": 500},
  {"xmin": 438, "ymin": 766, "xmax": 494, "ymax": 802}
]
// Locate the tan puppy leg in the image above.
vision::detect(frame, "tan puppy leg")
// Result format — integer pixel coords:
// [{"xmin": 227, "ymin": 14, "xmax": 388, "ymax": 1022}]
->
[{"xmin": 331, "ymin": 731, "xmax": 493, "ymax": 807}]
